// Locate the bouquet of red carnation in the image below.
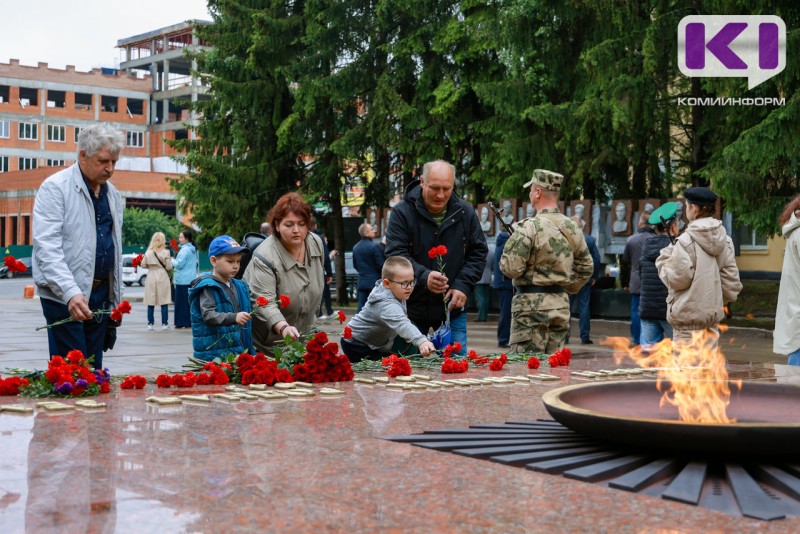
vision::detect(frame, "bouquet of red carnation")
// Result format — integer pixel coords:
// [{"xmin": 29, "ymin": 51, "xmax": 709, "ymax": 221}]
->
[
  {"xmin": 0, "ymin": 375, "xmax": 30, "ymax": 396},
  {"xmin": 37, "ymin": 300, "xmax": 133, "ymax": 331},
  {"xmin": 236, "ymin": 352, "xmax": 294, "ymax": 386},
  {"xmin": 19, "ymin": 350, "xmax": 111, "ymax": 397},
  {"xmin": 547, "ymin": 348, "xmax": 572, "ymax": 367},
  {"xmin": 382, "ymin": 354, "xmax": 412, "ymax": 377},
  {"xmin": 3, "ymin": 255, "xmax": 28, "ymax": 274},
  {"xmin": 441, "ymin": 356, "xmax": 469, "ymax": 374},
  {"xmin": 170, "ymin": 238, "xmax": 179, "ymax": 253},
  {"xmin": 131, "ymin": 253, "xmax": 144, "ymax": 272},
  {"xmin": 120, "ymin": 375, "xmax": 147, "ymax": 389},
  {"xmin": 527, "ymin": 357, "xmax": 541, "ymax": 369},
  {"xmin": 489, "ymin": 353, "xmax": 508, "ymax": 371},
  {"xmin": 427, "ymin": 245, "xmax": 452, "ymax": 349},
  {"xmin": 292, "ymin": 332, "xmax": 355, "ymax": 383}
]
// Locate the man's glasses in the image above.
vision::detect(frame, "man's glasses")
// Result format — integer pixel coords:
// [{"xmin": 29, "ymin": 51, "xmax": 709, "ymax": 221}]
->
[{"xmin": 388, "ymin": 279, "xmax": 416, "ymax": 289}]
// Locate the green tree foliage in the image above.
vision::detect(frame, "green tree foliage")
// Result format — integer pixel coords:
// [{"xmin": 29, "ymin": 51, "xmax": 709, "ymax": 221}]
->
[{"xmin": 122, "ymin": 208, "xmax": 182, "ymax": 248}]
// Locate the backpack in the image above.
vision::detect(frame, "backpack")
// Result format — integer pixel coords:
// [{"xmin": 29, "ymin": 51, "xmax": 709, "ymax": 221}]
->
[{"xmin": 235, "ymin": 232, "xmax": 279, "ymax": 283}]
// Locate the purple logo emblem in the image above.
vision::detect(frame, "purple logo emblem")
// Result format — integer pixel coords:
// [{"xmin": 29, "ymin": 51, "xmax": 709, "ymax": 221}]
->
[{"xmin": 678, "ymin": 16, "xmax": 785, "ymax": 89}]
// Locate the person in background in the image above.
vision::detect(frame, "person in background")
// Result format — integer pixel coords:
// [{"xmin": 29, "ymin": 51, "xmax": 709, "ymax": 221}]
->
[
  {"xmin": 638, "ymin": 203, "xmax": 678, "ymax": 347},
  {"xmin": 656, "ymin": 187, "xmax": 742, "ymax": 349},
  {"xmin": 621, "ymin": 213, "xmax": 655, "ymax": 346},
  {"xmin": 260, "ymin": 221, "xmax": 273, "ymax": 236},
  {"xmin": 492, "ymin": 230, "xmax": 513, "ymax": 348},
  {"xmin": 141, "ymin": 231, "xmax": 173, "ymax": 331},
  {"xmin": 310, "ymin": 217, "xmax": 334, "ymax": 319},
  {"xmin": 774, "ymin": 195, "xmax": 800, "ymax": 365},
  {"xmin": 32, "ymin": 123, "xmax": 125, "ymax": 369},
  {"xmin": 172, "ymin": 230, "xmax": 199, "ymax": 329},
  {"xmin": 569, "ymin": 215, "xmax": 602, "ymax": 344},
  {"xmin": 342, "ymin": 256, "xmax": 435, "ymax": 362},
  {"xmin": 385, "ymin": 160, "xmax": 488, "ymax": 356},
  {"xmin": 188, "ymin": 235, "xmax": 254, "ymax": 361},
  {"xmin": 352, "ymin": 222, "xmax": 385, "ymax": 312},
  {"xmin": 500, "ymin": 170, "xmax": 593, "ymax": 354},
  {"xmin": 474, "ymin": 242, "xmax": 494, "ymax": 322},
  {"xmin": 244, "ymin": 193, "xmax": 324, "ymax": 352}
]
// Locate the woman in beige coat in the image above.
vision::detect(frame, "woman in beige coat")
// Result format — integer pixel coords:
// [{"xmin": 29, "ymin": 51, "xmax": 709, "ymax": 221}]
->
[
  {"xmin": 243, "ymin": 193, "xmax": 324, "ymax": 353},
  {"xmin": 142, "ymin": 231, "xmax": 173, "ymax": 330},
  {"xmin": 656, "ymin": 187, "xmax": 742, "ymax": 348},
  {"xmin": 773, "ymin": 195, "xmax": 800, "ymax": 365}
]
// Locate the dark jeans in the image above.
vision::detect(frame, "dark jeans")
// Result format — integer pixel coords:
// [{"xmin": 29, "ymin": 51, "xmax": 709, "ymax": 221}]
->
[
  {"xmin": 341, "ymin": 337, "xmax": 386, "ymax": 363},
  {"xmin": 319, "ymin": 282, "xmax": 333, "ymax": 316},
  {"xmin": 40, "ymin": 284, "xmax": 110, "ymax": 369},
  {"xmin": 147, "ymin": 305, "xmax": 168, "ymax": 326},
  {"xmin": 569, "ymin": 282, "xmax": 592, "ymax": 342},
  {"xmin": 496, "ymin": 287, "xmax": 512, "ymax": 346},
  {"xmin": 357, "ymin": 288, "xmax": 371, "ymax": 313},
  {"xmin": 173, "ymin": 284, "xmax": 191, "ymax": 327}
]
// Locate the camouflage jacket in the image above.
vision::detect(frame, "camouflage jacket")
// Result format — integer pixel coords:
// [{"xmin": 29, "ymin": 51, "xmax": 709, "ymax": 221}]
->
[{"xmin": 499, "ymin": 208, "xmax": 593, "ymax": 295}]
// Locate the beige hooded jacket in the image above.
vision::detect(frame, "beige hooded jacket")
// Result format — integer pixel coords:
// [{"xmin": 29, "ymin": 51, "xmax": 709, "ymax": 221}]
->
[
  {"xmin": 656, "ymin": 217, "xmax": 742, "ymax": 330},
  {"xmin": 773, "ymin": 212, "xmax": 800, "ymax": 355}
]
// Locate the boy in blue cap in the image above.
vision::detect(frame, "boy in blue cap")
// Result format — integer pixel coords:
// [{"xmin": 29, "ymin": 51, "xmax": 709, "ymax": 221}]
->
[{"xmin": 188, "ymin": 235, "xmax": 255, "ymax": 361}]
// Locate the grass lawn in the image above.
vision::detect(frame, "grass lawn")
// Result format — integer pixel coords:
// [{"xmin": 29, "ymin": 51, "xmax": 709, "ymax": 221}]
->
[{"xmin": 723, "ymin": 279, "xmax": 779, "ymax": 330}]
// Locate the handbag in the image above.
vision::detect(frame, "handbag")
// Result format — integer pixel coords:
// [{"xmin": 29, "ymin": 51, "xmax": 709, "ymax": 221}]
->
[
  {"xmin": 153, "ymin": 250, "xmax": 175, "ymax": 300},
  {"xmin": 428, "ymin": 308, "xmax": 452, "ymax": 350}
]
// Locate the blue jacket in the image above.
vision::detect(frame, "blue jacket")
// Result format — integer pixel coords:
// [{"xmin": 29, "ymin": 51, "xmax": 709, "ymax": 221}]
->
[
  {"xmin": 492, "ymin": 231, "xmax": 513, "ymax": 290},
  {"xmin": 188, "ymin": 275, "xmax": 254, "ymax": 361},
  {"xmin": 352, "ymin": 237, "xmax": 385, "ymax": 290},
  {"xmin": 585, "ymin": 233, "xmax": 602, "ymax": 282},
  {"xmin": 172, "ymin": 242, "xmax": 199, "ymax": 285}
]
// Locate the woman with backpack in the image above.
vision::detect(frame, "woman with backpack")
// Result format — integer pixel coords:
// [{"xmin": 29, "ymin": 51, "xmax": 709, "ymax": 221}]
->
[{"xmin": 172, "ymin": 230, "xmax": 199, "ymax": 329}]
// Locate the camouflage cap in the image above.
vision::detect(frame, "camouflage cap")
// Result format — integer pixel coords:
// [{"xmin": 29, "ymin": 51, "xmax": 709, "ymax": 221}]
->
[
  {"xmin": 648, "ymin": 201, "xmax": 679, "ymax": 225},
  {"xmin": 523, "ymin": 169, "xmax": 563, "ymax": 192}
]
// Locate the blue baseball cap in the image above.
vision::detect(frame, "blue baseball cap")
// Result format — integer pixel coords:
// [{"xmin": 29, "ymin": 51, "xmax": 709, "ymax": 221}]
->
[{"xmin": 208, "ymin": 235, "xmax": 247, "ymax": 258}]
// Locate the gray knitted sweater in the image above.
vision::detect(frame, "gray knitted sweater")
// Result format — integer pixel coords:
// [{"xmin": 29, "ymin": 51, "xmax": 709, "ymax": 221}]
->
[{"xmin": 347, "ymin": 282, "xmax": 428, "ymax": 352}]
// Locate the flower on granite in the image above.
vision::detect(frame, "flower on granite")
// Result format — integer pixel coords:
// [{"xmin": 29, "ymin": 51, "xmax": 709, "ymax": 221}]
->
[
  {"xmin": 527, "ymin": 357, "xmax": 541, "ymax": 370},
  {"xmin": 382, "ymin": 354, "xmax": 412, "ymax": 377},
  {"xmin": 337, "ymin": 310, "xmax": 346, "ymax": 323},
  {"xmin": 441, "ymin": 357, "xmax": 469, "ymax": 373},
  {"xmin": 55, "ymin": 381, "xmax": 73, "ymax": 395},
  {"xmin": 121, "ymin": 375, "xmax": 147, "ymax": 389}
]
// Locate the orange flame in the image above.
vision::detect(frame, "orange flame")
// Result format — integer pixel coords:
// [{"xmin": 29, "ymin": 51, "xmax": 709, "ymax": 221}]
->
[{"xmin": 603, "ymin": 329, "xmax": 741, "ymax": 424}]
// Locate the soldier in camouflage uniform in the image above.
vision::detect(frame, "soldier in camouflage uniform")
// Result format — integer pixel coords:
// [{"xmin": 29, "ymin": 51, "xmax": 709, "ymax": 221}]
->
[{"xmin": 499, "ymin": 170, "xmax": 594, "ymax": 354}]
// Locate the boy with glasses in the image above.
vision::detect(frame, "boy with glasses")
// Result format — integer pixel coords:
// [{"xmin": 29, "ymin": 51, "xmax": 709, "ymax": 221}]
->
[{"xmin": 341, "ymin": 256, "xmax": 436, "ymax": 362}]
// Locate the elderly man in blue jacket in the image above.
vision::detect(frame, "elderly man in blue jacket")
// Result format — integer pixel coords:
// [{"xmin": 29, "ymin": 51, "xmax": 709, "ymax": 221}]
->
[
  {"xmin": 33, "ymin": 124, "xmax": 125, "ymax": 369},
  {"xmin": 385, "ymin": 160, "xmax": 488, "ymax": 355}
]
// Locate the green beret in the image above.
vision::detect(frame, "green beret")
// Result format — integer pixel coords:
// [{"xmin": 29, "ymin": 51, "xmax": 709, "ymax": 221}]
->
[
  {"xmin": 684, "ymin": 187, "xmax": 718, "ymax": 206},
  {"xmin": 523, "ymin": 169, "xmax": 563, "ymax": 192},
  {"xmin": 649, "ymin": 201, "xmax": 679, "ymax": 225}
]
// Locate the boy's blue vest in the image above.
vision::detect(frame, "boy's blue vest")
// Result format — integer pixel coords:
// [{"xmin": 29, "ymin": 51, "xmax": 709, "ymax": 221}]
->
[{"xmin": 188, "ymin": 275, "xmax": 255, "ymax": 361}]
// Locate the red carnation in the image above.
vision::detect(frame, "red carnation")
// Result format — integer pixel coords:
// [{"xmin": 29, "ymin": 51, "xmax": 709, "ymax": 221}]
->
[
  {"xmin": 256, "ymin": 296, "xmax": 269, "ymax": 307},
  {"xmin": 548, "ymin": 355, "xmax": 560, "ymax": 368},
  {"xmin": 117, "ymin": 300, "xmax": 132, "ymax": 314},
  {"xmin": 66, "ymin": 350, "xmax": 84, "ymax": 365},
  {"xmin": 110, "ymin": 309, "xmax": 123, "ymax": 322},
  {"xmin": 489, "ymin": 357, "xmax": 505, "ymax": 371},
  {"xmin": 155, "ymin": 374, "xmax": 172, "ymax": 388},
  {"xmin": 337, "ymin": 310, "xmax": 346, "ymax": 323},
  {"xmin": 279, "ymin": 294, "xmax": 290, "ymax": 308},
  {"xmin": 427, "ymin": 248, "xmax": 438, "ymax": 259},
  {"xmin": 452, "ymin": 342, "xmax": 462, "ymax": 353},
  {"xmin": 170, "ymin": 238, "xmax": 179, "ymax": 252},
  {"xmin": 196, "ymin": 373, "xmax": 211, "ymax": 385},
  {"xmin": 527, "ymin": 357, "xmax": 541, "ymax": 369},
  {"xmin": 314, "ymin": 332, "xmax": 329, "ymax": 344},
  {"xmin": 343, "ymin": 326, "xmax": 353, "ymax": 339},
  {"xmin": 387, "ymin": 357, "xmax": 412, "ymax": 377},
  {"xmin": 437, "ymin": 245, "xmax": 448, "ymax": 256}
]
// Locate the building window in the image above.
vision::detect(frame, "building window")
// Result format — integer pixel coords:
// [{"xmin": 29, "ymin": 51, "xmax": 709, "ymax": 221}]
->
[
  {"xmin": 19, "ymin": 122, "xmax": 38, "ymax": 140},
  {"xmin": 0, "ymin": 120, "xmax": 8, "ymax": 138},
  {"xmin": 101, "ymin": 95, "xmax": 118, "ymax": 112},
  {"xmin": 126, "ymin": 131, "xmax": 143, "ymax": 147},
  {"xmin": 0, "ymin": 157, "xmax": 8, "ymax": 173},
  {"xmin": 47, "ymin": 124, "xmax": 66, "ymax": 142},
  {"xmin": 18, "ymin": 157, "xmax": 37, "ymax": 171},
  {"xmin": 46, "ymin": 159, "xmax": 65, "ymax": 167},
  {"xmin": 737, "ymin": 223, "xmax": 769, "ymax": 250},
  {"xmin": 74, "ymin": 127, "xmax": 83, "ymax": 143}
]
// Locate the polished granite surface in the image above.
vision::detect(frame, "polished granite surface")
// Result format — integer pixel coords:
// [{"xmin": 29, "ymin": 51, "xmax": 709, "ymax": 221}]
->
[{"xmin": 1, "ymin": 354, "xmax": 798, "ymax": 533}]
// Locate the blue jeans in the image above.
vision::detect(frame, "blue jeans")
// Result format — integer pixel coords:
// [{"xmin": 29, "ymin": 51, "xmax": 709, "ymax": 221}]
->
[
  {"xmin": 41, "ymin": 284, "xmax": 110, "ymax": 369},
  {"xmin": 788, "ymin": 348, "xmax": 800, "ymax": 366},
  {"xmin": 630, "ymin": 294, "xmax": 641, "ymax": 345},
  {"xmin": 496, "ymin": 288, "xmax": 512, "ymax": 346},
  {"xmin": 640, "ymin": 319, "xmax": 673, "ymax": 347},
  {"xmin": 569, "ymin": 282, "xmax": 592, "ymax": 342},
  {"xmin": 147, "ymin": 305, "xmax": 168, "ymax": 326},
  {"xmin": 449, "ymin": 310, "xmax": 467, "ymax": 355}
]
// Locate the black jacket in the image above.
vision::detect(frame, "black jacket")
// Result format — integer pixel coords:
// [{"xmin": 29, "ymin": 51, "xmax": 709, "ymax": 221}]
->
[
  {"xmin": 352, "ymin": 237, "xmax": 385, "ymax": 290},
  {"xmin": 638, "ymin": 233, "xmax": 671, "ymax": 320},
  {"xmin": 384, "ymin": 179, "xmax": 488, "ymax": 332}
]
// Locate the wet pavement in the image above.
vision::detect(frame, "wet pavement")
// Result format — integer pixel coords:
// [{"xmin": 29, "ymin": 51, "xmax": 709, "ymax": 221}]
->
[{"xmin": 0, "ymin": 278, "xmax": 796, "ymax": 532}]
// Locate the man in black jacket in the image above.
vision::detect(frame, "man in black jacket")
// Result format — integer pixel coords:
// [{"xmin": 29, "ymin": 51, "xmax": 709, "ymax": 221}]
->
[{"xmin": 385, "ymin": 160, "xmax": 488, "ymax": 355}]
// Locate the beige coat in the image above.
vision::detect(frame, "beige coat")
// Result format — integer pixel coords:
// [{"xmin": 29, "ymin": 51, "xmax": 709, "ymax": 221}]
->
[
  {"xmin": 774, "ymin": 213, "xmax": 800, "ymax": 355},
  {"xmin": 142, "ymin": 247, "xmax": 173, "ymax": 305},
  {"xmin": 243, "ymin": 233, "xmax": 324, "ymax": 352},
  {"xmin": 656, "ymin": 217, "xmax": 742, "ymax": 330}
]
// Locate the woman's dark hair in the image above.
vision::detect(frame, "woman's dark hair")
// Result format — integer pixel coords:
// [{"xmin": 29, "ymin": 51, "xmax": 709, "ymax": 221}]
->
[
  {"xmin": 270, "ymin": 192, "xmax": 312, "ymax": 235},
  {"xmin": 779, "ymin": 195, "xmax": 800, "ymax": 226},
  {"xmin": 689, "ymin": 202, "xmax": 716, "ymax": 219},
  {"xmin": 180, "ymin": 230, "xmax": 194, "ymax": 244}
]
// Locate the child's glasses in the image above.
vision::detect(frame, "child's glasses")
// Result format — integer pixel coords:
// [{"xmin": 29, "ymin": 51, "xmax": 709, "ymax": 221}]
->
[{"xmin": 388, "ymin": 279, "xmax": 416, "ymax": 290}]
